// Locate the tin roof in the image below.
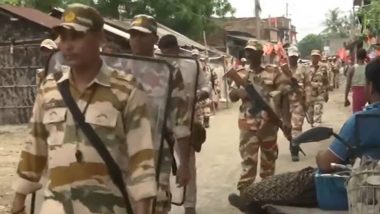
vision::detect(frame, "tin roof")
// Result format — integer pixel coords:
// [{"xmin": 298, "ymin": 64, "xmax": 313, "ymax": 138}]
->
[{"xmin": 0, "ymin": 5, "xmax": 61, "ymax": 29}]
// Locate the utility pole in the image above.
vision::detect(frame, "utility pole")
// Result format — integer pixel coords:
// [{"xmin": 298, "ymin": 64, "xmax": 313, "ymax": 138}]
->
[
  {"xmin": 286, "ymin": 2, "xmax": 289, "ymax": 17},
  {"xmin": 255, "ymin": 0, "xmax": 261, "ymax": 40}
]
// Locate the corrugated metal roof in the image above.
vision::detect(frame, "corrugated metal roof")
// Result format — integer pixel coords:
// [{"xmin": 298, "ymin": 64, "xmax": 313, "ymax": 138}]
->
[
  {"xmin": 227, "ymin": 34, "xmax": 254, "ymax": 42},
  {"xmin": 0, "ymin": 5, "xmax": 61, "ymax": 29}
]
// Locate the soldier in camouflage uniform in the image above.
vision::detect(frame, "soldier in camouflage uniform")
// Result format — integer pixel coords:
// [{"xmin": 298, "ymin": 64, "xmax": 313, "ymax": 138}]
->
[
  {"xmin": 283, "ymin": 47, "xmax": 308, "ymax": 162},
  {"xmin": 11, "ymin": 4, "xmax": 156, "ymax": 214},
  {"xmin": 305, "ymin": 50, "xmax": 330, "ymax": 127},
  {"xmin": 128, "ymin": 15, "xmax": 191, "ymax": 214},
  {"xmin": 191, "ymin": 52, "xmax": 212, "ymax": 128},
  {"xmin": 200, "ymin": 60, "xmax": 213, "ymax": 127},
  {"xmin": 36, "ymin": 39, "xmax": 58, "ymax": 86},
  {"xmin": 210, "ymin": 65, "xmax": 221, "ymax": 112},
  {"xmin": 326, "ymin": 56, "xmax": 335, "ymax": 91},
  {"xmin": 229, "ymin": 39, "xmax": 292, "ymax": 192},
  {"xmin": 331, "ymin": 56, "xmax": 341, "ymax": 89},
  {"xmin": 158, "ymin": 34, "xmax": 210, "ymax": 214}
]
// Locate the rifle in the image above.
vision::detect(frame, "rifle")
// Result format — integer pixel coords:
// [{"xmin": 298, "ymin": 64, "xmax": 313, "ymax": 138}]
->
[
  {"xmin": 225, "ymin": 68, "xmax": 293, "ymax": 142},
  {"xmin": 281, "ymin": 64, "xmax": 312, "ymax": 125}
]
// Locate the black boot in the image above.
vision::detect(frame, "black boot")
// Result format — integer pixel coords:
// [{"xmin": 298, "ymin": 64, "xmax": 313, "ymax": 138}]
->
[
  {"xmin": 204, "ymin": 116, "xmax": 210, "ymax": 128},
  {"xmin": 290, "ymin": 144, "xmax": 300, "ymax": 162}
]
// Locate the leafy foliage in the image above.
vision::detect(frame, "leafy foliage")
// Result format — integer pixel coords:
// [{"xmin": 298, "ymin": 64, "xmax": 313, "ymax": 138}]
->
[
  {"xmin": 0, "ymin": 0, "xmax": 235, "ymax": 39},
  {"xmin": 322, "ymin": 8, "xmax": 351, "ymax": 38},
  {"xmin": 0, "ymin": 0, "xmax": 21, "ymax": 5},
  {"xmin": 358, "ymin": 0, "xmax": 380, "ymax": 35},
  {"xmin": 297, "ymin": 34, "xmax": 324, "ymax": 58}
]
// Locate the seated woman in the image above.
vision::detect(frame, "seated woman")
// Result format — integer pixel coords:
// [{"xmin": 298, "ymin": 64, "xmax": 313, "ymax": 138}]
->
[{"xmin": 229, "ymin": 56, "xmax": 380, "ymax": 213}]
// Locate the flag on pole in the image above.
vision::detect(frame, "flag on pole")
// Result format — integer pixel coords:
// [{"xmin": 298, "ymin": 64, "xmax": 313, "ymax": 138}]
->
[{"xmin": 255, "ymin": 0, "xmax": 261, "ymax": 18}]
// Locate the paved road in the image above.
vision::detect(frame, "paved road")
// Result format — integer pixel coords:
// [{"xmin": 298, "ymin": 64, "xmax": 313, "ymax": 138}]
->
[{"xmin": 24, "ymin": 85, "xmax": 351, "ymax": 214}]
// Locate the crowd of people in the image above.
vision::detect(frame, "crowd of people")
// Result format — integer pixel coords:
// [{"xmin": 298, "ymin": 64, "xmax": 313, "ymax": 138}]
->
[{"xmin": 225, "ymin": 30, "xmax": 380, "ymax": 214}]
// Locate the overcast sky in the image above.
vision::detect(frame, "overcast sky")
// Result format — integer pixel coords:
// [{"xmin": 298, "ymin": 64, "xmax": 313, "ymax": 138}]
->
[{"xmin": 228, "ymin": 0, "xmax": 353, "ymax": 40}]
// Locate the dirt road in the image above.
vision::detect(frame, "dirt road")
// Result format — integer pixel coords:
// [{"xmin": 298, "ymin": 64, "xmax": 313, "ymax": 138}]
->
[
  {"xmin": 172, "ymin": 86, "xmax": 351, "ymax": 214},
  {"xmin": 0, "ymin": 86, "xmax": 351, "ymax": 214}
]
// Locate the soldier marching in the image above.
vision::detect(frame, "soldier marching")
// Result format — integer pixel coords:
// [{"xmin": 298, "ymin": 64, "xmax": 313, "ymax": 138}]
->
[{"xmin": 227, "ymin": 39, "xmax": 292, "ymax": 193}]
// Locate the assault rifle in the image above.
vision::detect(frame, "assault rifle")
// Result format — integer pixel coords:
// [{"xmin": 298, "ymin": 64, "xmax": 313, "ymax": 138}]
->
[
  {"xmin": 225, "ymin": 68, "xmax": 306, "ymax": 155},
  {"xmin": 280, "ymin": 64, "xmax": 312, "ymax": 125},
  {"xmin": 225, "ymin": 68, "xmax": 292, "ymax": 142}
]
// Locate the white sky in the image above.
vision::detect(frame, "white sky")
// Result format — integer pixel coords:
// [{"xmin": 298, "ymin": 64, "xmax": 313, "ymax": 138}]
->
[{"xmin": 228, "ymin": 0, "xmax": 353, "ymax": 40}]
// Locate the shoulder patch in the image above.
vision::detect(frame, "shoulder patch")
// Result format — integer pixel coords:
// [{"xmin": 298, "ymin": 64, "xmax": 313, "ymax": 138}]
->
[{"xmin": 40, "ymin": 72, "xmax": 60, "ymax": 87}]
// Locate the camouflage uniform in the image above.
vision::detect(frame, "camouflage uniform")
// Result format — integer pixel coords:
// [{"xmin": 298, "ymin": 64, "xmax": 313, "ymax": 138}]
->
[
  {"xmin": 331, "ymin": 58, "xmax": 341, "ymax": 89},
  {"xmin": 230, "ymin": 43, "xmax": 291, "ymax": 191},
  {"xmin": 197, "ymin": 63, "xmax": 213, "ymax": 127},
  {"xmin": 127, "ymin": 15, "xmax": 192, "ymax": 214},
  {"xmin": 13, "ymin": 64, "xmax": 157, "ymax": 213},
  {"xmin": 150, "ymin": 60, "xmax": 190, "ymax": 214},
  {"xmin": 194, "ymin": 63, "xmax": 212, "ymax": 125},
  {"xmin": 181, "ymin": 58, "xmax": 210, "ymax": 210},
  {"xmin": 305, "ymin": 51, "xmax": 329, "ymax": 127},
  {"xmin": 326, "ymin": 58, "xmax": 334, "ymax": 90},
  {"xmin": 289, "ymin": 65, "xmax": 307, "ymax": 139},
  {"xmin": 144, "ymin": 63, "xmax": 190, "ymax": 214},
  {"xmin": 156, "ymin": 54, "xmax": 209, "ymax": 211}
]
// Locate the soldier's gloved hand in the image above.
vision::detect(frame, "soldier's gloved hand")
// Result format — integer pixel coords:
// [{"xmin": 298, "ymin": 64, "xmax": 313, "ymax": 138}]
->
[{"xmin": 176, "ymin": 164, "xmax": 190, "ymax": 187}]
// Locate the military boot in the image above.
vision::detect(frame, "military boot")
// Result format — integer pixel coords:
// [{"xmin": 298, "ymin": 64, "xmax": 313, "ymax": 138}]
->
[
  {"xmin": 204, "ymin": 116, "xmax": 210, "ymax": 128},
  {"xmin": 185, "ymin": 207, "xmax": 196, "ymax": 214},
  {"xmin": 290, "ymin": 144, "xmax": 300, "ymax": 162}
]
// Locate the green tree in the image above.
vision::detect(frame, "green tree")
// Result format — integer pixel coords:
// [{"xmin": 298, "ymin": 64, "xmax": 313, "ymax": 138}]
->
[
  {"xmin": 358, "ymin": 0, "xmax": 380, "ymax": 35},
  {"xmin": 0, "ymin": 0, "xmax": 22, "ymax": 5},
  {"xmin": 12, "ymin": 0, "xmax": 235, "ymax": 39},
  {"xmin": 322, "ymin": 7, "xmax": 350, "ymax": 37},
  {"xmin": 297, "ymin": 34, "xmax": 324, "ymax": 58}
]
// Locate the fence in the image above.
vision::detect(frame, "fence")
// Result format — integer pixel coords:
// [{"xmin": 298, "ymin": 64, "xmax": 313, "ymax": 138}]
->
[{"xmin": 0, "ymin": 40, "xmax": 42, "ymax": 124}]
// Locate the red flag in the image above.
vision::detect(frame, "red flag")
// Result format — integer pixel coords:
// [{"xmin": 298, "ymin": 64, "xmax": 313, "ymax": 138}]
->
[
  {"xmin": 275, "ymin": 42, "xmax": 287, "ymax": 64},
  {"xmin": 337, "ymin": 48, "xmax": 348, "ymax": 61}
]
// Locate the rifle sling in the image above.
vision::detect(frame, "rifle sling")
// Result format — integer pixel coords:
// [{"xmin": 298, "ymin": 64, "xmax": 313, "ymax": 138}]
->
[{"xmin": 55, "ymin": 77, "xmax": 134, "ymax": 214}]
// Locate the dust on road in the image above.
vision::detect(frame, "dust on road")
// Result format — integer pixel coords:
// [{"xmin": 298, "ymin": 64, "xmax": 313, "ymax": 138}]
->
[{"xmin": 0, "ymin": 86, "xmax": 351, "ymax": 214}]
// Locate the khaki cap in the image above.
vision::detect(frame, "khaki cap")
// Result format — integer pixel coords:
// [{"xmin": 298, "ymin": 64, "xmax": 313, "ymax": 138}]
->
[
  {"xmin": 245, "ymin": 39, "xmax": 263, "ymax": 51},
  {"xmin": 53, "ymin": 3, "xmax": 104, "ymax": 33},
  {"xmin": 191, "ymin": 49, "xmax": 200, "ymax": 56},
  {"xmin": 128, "ymin": 14, "xmax": 158, "ymax": 34},
  {"xmin": 311, "ymin": 49, "xmax": 321, "ymax": 56},
  {"xmin": 288, "ymin": 45, "xmax": 299, "ymax": 57},
  {"xmin": 40, "ymin": 39, "xmax": 57, "ymax": 50}
]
